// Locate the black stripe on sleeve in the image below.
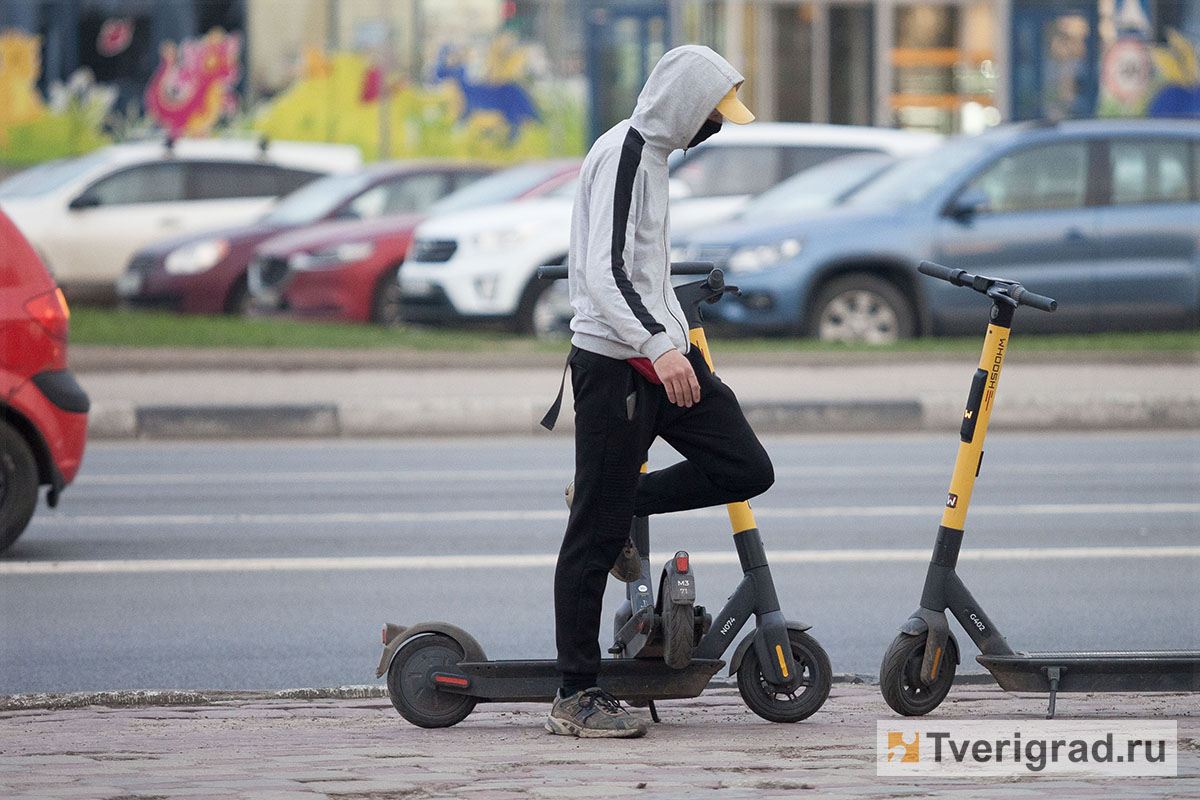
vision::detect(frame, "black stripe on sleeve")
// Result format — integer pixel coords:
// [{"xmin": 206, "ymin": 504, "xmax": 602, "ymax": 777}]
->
[{"xmin": 610, "ymin": 127, "xmax": 666, "ymax": 337}]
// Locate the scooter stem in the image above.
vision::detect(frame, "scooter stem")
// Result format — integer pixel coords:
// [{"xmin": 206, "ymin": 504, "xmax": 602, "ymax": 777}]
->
[{"xmin": 941, "ymin": 301, "xmax": 1014, "ymax": 529}]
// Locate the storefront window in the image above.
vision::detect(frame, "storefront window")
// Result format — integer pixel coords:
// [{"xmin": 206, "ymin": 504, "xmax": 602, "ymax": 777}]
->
[{"xmin": 890, "ymin": 2, "xmax": 998, "ymax": 133}]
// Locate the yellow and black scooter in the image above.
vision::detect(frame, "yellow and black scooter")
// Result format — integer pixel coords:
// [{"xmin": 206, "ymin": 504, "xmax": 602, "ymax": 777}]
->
[
  {"xmin": 377, "ymin": 264, "xmax": 831, "ymax": 728},
  {"xmin": 880, "ymin": 260, "xmax": 1200, "ymax": 719}
]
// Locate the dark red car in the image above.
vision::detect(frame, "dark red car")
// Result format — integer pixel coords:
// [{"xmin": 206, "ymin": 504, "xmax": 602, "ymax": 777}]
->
[
  {"xmin": 117, "ymin": 161, "xmax": 494, "ymax": 315},
  {"xmin": 249, "ymin": 159, "xmax": 580, "ymax": 324},
  {"xmin": 0, "ymin": 209, "xmax": 89, "ymax": 552}
]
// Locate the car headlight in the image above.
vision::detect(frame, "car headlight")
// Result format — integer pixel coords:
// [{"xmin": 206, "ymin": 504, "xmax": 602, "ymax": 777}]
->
[
  {"xmin": 164, "ymin": 239, "xmax": 230, "ymax": 275},
  {"xmin": 727, "ymin": 238, "xmax": 803, "ymax": 273},
  {"xmin": 290, "ymin": 241, "xmax": 376, "ymax": 271},
  {"xmin": 468, "ymin": 222, "xmax": 543, "ymax": 251}
]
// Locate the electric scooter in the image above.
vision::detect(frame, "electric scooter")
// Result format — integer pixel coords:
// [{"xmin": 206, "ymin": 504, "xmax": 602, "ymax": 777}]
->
[
  {"xmin": 377, "ymin": 264, "xmax": 832, "ymax": 728},
  {"xmin": 880, "ymin": 260, "xmax": 1200, "ymax": 719}
]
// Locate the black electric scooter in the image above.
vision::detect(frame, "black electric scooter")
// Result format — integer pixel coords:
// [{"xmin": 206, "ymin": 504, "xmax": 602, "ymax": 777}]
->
[
  {"xmin": 377, "ymin": 264, "xmax": 832, "ymax": 728},
  {"xmin": 880, "ymin": 260, "xmax": 1200, "ymax": 719}
]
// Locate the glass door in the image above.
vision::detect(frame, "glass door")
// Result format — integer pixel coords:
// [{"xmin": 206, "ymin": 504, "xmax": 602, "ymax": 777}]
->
[{"xmin": 584, "ymin": 2, "xmax": 669, "ymax": 143}]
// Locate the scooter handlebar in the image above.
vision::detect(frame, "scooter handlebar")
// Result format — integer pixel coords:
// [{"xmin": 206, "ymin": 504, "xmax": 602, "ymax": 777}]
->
[
  {"xmin": 1009, "ymin": 285, "xmax": 1058, "ymax": 312},
  {"xmin": 918, "ymin": 260, "xmax": 1057, "ymax": 312},
  {"xmin": 536, "ymin": 262, "xmax": 717, "ymax": 281},
  {"xmin": 918, "ymin": 260, "xmax": 966, "ymax": 285}
]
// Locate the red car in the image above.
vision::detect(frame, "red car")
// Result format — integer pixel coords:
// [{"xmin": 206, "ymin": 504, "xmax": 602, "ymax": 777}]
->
[
  {"xmin": 0, "ymin": 209, "xmax": 89, "ymax": 552},
  {"xmin": 248, "ymin": 159, "xmax": 580, "ymax": 324}
]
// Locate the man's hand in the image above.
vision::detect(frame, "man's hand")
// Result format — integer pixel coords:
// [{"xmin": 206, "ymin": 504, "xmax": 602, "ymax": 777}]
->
[{"xmin": 653, "ymin": 350, "xmax": 700, "ymax": 407}]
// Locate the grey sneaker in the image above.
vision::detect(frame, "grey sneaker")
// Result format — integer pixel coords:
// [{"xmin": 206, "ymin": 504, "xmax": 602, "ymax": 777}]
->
[
  {"xmin": 544, "ymin": 688, "xmax": 648, "ymax": 738},
  {"xmin": 565, "ymin": 480, "xmax": 642, "ymax": 583}
]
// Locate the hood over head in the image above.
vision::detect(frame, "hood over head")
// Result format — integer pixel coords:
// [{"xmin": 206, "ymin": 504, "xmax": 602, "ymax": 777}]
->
[{"xmin": 630, "ymin": 45, "xmax": 747, "ymax": 153}]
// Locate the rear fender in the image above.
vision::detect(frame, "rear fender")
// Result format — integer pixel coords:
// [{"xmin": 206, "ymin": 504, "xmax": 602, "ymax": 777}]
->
[{"xmin": 375, "ymin": 621, "xmax": 487, "ymax": 678}]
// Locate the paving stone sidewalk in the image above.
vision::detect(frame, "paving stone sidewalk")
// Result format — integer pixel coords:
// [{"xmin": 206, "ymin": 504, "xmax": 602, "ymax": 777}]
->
[{"xmin": 1, "ymin": 684, "xmax": 1195, "ymax": 799}]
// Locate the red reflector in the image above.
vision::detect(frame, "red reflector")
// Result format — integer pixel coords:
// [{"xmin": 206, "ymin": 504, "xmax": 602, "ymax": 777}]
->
[
  {"xmin": 24, "ymin": 288, "xmax": 70, "ymax": 342},
  {"xmin": 675, "ymin": 553, "xmax": 689, "ymax": 573},
  {"xmin": 381, "ymin": 627, "xmax": 387, "ymax": 645},
  {"xmin": 434, "ymin": 674, "xmax": 470, "ymax": 687}
]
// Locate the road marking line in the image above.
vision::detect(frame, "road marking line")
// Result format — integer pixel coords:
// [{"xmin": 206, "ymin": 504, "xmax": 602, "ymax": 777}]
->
[
  {"xmin": 73, "ymin": 462, "xmax": 1194, "ymax": 485},
  {"xmin": 30, "ymin": 502, "xmax": 1200, "ymax": 527},
  {"xmin": 3, "ymin": 546, "xmax": 1199, "ymax": 575}
]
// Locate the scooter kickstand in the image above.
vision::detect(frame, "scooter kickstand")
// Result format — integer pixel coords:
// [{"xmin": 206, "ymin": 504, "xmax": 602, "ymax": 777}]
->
[
  {"xmin": 1044, "ymin": 666, "xmax": 1063, "ymax": 719},
  {"xmin": 647, "ymin": 700, "xmax": 661, "ymax": 723}
]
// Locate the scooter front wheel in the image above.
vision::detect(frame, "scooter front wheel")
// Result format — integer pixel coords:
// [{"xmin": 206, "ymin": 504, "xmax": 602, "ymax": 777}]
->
[
  {"xmin": 387, "ymin": 633, "xmax": 478, "ymax": 728},
  {"xmin": 736, "ymin": 629, "xmax": 831, "ymax": 722},
  {"xmin": 880, "ymin": 632, "xmax": 958, "ymax": 716}
]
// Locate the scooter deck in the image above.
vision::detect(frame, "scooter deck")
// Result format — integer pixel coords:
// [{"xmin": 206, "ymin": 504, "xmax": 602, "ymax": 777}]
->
[
  {"xmin": 429, "ymin": 658, "xmax": 726, "ymax": 704},
  {"xmin": 977, "ymin": 651, "xmax": 1200, "ymax": 693}
]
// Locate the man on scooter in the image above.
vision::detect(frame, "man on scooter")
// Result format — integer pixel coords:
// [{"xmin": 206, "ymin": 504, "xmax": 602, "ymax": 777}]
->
[{"xmin": 547, "ymin": 45, "xmax": 774, "ymax": 738}]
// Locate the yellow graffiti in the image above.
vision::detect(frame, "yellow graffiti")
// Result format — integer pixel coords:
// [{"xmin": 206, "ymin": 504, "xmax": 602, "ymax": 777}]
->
[
  {"xmin": 1151, "ymin": 29, "xmax": 1200, "ymax": 87},
  {"xmin": 254, "ymin": 47, "xmax": 581, "ymax": 162},
  {"xmin": 0, "ymin": 30, "xmax": 48, "ymax": 145}
]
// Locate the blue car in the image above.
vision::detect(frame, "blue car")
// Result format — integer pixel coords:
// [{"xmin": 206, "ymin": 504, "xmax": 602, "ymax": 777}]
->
[{"xmin": 675, "ymin": 119, "xmax": 1200, "ymax": 342}]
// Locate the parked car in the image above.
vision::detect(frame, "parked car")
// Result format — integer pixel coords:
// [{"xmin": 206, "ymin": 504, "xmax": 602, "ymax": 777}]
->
[
  {"xmin": 0, "ymin": 137, "xmax": 361, "ymax": 301},
  {"xmin": 676, "ymin": 119, "xmax": 1200, "ymax": 342},
  {"xmin": 248, "ymin": 159, "xmax": 581, "ymax": 325},
  {"xmin": 398, "ymin": 123, "xmax": 941, "ymax": 336},
  {"xmin": 0, "ymin": 209, "xmax": 89, "ymax": 552},
  {"xmin": 117, "ymin": 161, "xmax": 494, "ymax": 315}
]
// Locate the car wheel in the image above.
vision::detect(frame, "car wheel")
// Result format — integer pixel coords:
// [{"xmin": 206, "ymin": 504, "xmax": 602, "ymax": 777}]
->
[
  {"xmin": 225, "ymin": 275, "xmax": 252, "ymax": 316},
  {"xmin": 0, "ymin": 420, "xmax": 39, "ymax": 553},
  {"xmin": 806, "ymin": 273, "xmax": 915, "ymax": 344},
  {"xmin": 515, "ymin": 265, "xmax": 572, "ymax": 339},
  {"xmin": 371, "ymin": 264, "xmax": 404, "ymax": 327}
]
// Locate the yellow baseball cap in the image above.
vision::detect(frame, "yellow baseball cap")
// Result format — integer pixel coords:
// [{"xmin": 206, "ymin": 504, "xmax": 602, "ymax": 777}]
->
[{"xmin": 716, "ymin": 86, "xmax": 755, "ymax": 124}]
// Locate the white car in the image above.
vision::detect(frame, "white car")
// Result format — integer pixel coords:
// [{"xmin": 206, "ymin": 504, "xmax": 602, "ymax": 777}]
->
[
  {"xmin": 0, "ymin": 138, "xmax": 361, "ymax": 300},
  {"xmin": 399, "ymin": 123, "xmax": 941, "ymax": 336}
]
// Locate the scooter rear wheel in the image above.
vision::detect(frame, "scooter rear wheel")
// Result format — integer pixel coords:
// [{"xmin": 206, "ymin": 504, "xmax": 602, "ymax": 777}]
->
[
  {"xmin": 880, "ymin": 632, "xmax": 958, "ymax": 716},
  {"xmin": 662, "ymin": 602, "xmax": 696, "ymax": 669},
  {"xmin": 736, "ymin": 629, "xmax": 831, "ymax": 723},
  {"xmin": 387, "ymin": 633, "xmax": 477, "ymax": 728}
]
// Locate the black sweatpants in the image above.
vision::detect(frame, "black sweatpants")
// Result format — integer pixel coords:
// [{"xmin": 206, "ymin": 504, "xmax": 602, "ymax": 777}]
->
[{"xmin": 554, "ymin": 346, "xmax": 774, "ymax": 685}]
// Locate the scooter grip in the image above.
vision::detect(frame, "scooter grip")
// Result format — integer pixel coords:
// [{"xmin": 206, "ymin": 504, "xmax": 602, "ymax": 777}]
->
[
  {"xmin": 918, "ymin": 260, "xmax": 968, "ymax": 285},
  {"xmin": 1010, "ymin": 285, "xmax": 1058, "ymax": 312},
  {"xmin": 537, "ymin": 265, "xmax": 568, "ymax": 280}
]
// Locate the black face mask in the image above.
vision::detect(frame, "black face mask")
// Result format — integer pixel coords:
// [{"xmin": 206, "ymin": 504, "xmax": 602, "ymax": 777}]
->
[{"xmin": 687, "ymin": 117, "xmax": 722, "ymax": 149}]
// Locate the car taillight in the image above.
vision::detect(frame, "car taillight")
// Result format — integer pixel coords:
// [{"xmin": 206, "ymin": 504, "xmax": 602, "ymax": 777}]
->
[{"xmin": 25, "ymin": 288, "xmax": 70, "ymax": 342}]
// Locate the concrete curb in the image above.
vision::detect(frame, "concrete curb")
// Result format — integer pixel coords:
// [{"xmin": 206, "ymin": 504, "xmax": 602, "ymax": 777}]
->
[
  {"xmin": 1, "ymin": 673, "xmax": 1009, "ymax": 711},
  {"xmin": 85, "ymin": 397, "xmax": 1200, "ymax": 439}
]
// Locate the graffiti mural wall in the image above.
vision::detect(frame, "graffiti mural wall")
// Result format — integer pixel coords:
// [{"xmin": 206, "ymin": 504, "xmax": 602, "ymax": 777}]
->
[
  {"xmin": 0, "ymin": 1, "xmax": 585, "ymax": 166},
  {"xmin": 253, "ymin": 36, "xmax": 584, "ymax": 162}
]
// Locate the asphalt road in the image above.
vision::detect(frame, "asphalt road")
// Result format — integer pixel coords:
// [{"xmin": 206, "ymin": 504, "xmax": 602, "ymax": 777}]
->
[{"xmin": 2, "ymin": 431, "xmax": 1197, "ymax": 696}]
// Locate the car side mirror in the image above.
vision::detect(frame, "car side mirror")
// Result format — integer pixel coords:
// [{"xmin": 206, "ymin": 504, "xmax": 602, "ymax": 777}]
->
[
  {"xmin": 69, "ymin": 194, "xmax": 101, "ymax": 211},
  {"xmin": 668, "ymin": 178, "xmax": 693, "ymax": 201},
  {"xmin": 948, "ymin": 188, "xmax": 989, "ymax": 221}
]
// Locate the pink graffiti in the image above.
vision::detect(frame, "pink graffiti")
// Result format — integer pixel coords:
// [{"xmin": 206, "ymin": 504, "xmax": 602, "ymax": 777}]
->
[{"xmin": 144, "ymin": 30, "xmax": 241, "ymax": 137}]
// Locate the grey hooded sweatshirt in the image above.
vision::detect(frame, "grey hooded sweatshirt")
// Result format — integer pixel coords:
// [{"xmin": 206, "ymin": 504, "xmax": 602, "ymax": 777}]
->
[{"xmin": 567, "ymin": 45, "xmax": 745, "ymax": 362}]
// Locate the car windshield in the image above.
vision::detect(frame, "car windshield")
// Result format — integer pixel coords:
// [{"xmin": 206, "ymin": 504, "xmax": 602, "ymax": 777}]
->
[
  {"xmin": 844, "ymin": 137, "xmax": 991, "ymax": 209},
  {"xmin": 428, "ymin": 163, "xmax": 567, "ymax": 214},
  {"xmin": 0, "ymin": 151, "xmax": 112, "ymax": 198},
  {"xmin": 738, "ymin": 153, "xmax": 896, "ymax": 219},
  {"xmin": 260, "ymin": 171, "xmax": 374, "ymax": 225}
]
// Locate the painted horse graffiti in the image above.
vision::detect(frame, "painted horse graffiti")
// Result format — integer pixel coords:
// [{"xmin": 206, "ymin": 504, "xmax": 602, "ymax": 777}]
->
[{"xmin": 434, "ymin": 46, "xmax": 539, "ymax": 143}]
